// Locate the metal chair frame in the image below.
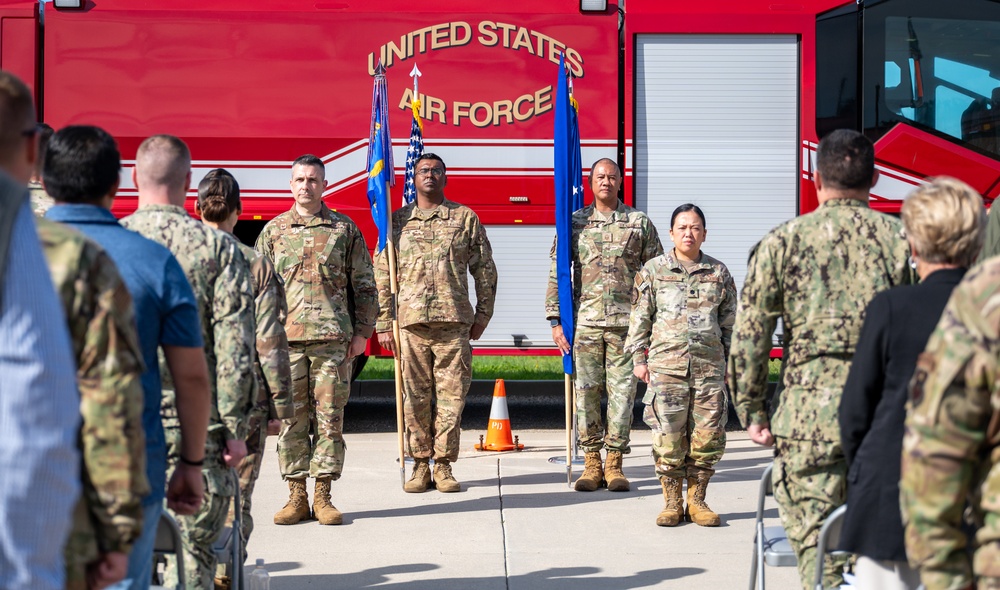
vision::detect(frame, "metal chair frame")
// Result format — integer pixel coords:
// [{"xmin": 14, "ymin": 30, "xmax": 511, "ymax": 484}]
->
[
  {"xmin": 213, "ymin": 468, "xmax": 244, "ymax": 590},
  {"xmin": 151, "ymin": 511, "xmax": 185, "ymax": 590},
  {"xmin": 749, "ymin": 463, "xmax": 797, "ymax": 590},
  {"xmin": 813, "ymin": 503, "xmax": 849, "ymax": 590}
]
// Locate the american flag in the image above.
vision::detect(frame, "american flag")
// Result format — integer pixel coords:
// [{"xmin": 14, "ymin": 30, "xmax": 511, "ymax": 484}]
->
[{"xmin": 402, "ymin": 104, "xmax": 424, "ymax": 206}]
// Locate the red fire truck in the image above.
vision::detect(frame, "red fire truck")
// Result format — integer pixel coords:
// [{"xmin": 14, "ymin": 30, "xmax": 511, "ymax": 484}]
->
[{"xmin": 4, "ymin": 0, "xmax": 1000, "ymax": 356}]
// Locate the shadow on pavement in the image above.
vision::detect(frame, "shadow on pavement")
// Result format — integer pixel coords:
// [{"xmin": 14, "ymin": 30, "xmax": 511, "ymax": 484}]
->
[
  {"xmin": 342, "ymin": 456, "xmax": 771, "ymax": 521},
  {"xmin": 259, "ymin": 564, "xmax": 705, "ymax": 589}
]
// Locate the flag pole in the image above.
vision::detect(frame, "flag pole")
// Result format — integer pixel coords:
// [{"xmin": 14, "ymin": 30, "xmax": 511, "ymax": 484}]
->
[
  {"xmin": 549, "ymin": 54, "xmax": 584, "ymax": 479},
  {"xmin": 368, "ymin": 62, "xmax": 407, "ymax": 487},
  {"xmin": 565, "ymin": 374, "xmax": 573, "ymax": 486},
  {"xmin": 387, "ymin": 228, "xmax": 406, "ymax": 488},
  {"xmin": 565, "ymin": 67, "xmax": 574, "ymax": 488},
  {"xmin": 390, "ymin": 63, "xmax": 425, "ymax": 487}
]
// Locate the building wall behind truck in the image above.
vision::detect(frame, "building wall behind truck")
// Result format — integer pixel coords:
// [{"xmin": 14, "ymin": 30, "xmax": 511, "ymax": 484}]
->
[{"xmin": 634, "ymin": 35, "xmax": 799, "ymax": 294}]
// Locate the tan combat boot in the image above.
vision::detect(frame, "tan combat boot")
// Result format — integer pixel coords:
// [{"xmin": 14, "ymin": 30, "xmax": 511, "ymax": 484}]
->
[
  {"xmin": 604, "ymin": 450, "xmax": 630, "ymax": 492},
  {"xmin": 656, "ymin": 476, "xmax": 684, "ymax": 527},
  {"xmin": 573, "ymin": 451, "xmax": 604, "ymax": 491},
  {"xmin": 433, "ymin": 460, "xmax": 461, "ymax": 493},
  {"xmin": 313, "ymin": 477, "xmax": 343, "ymax": 525},
  {"xmin": 685, "ymin": 470, "xmax": 721, "ymax": 527},
  {"xmin": 404, "ymin": 459, "xmax": 432, "ymax": 493},
  {"xmin": 273, "ymin": 478, "xmax": 310, "ymax": 525}
]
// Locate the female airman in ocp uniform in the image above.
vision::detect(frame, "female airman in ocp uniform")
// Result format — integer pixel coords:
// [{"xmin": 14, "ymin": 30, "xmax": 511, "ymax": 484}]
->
[{"xmin": 625, "ymin": 204, "xmax": 737, "ymax": 527}]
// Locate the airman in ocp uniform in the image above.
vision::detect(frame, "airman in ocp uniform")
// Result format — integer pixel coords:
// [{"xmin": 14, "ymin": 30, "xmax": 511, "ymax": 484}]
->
[
  {"xmin": 901, "ymin": 258, "xmax": 1000, "ymax": 590},
  {"xmin": 626, "ymin": 204, "xmax": 736, "ymax": 528},
  {"xmin": 39, "ymin": 216, "xmax": 147, "ymax": 590},
  {"xmin": 375, "ymin": 153, "xmax": 498, "ymax": 493},
  {"xmin": 545, "ymin": 157, "xmax": 663, "ymax": 492},
  {"xmin": 256, "ymin": 154, "xmax": 377, "ymax": 526}
]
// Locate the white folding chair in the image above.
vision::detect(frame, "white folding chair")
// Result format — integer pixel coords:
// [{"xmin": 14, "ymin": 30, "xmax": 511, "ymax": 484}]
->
[
  {"xmin": 749, "ymin": 463, "xmax": 797, "ymax": 590},
  {"xmin": 814, "ymin": 503, "xmax": 849, "ymax": 590},
  {"xmin": 151, "ymin": 511, "xmax": 185, "ymax": 590},
  {"xmin": 212, "ymin": 468, "xmax": 244, "ymax": 590}
]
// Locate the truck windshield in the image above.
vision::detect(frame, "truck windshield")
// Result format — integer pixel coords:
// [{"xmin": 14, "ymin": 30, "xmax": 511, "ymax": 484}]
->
[
  {"xmin": 865, "ymin": 0, "xmax": 1000, "ymax": 158},
  {"xmin": 883, "ymin": 15, "xmax": 1000, "ymax": 156},
  {"xmin": 817, "ymin": 0, "xmax": 1000, "ymax": 159}
]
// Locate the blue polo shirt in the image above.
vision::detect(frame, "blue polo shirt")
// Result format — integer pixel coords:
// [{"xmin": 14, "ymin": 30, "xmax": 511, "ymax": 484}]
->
[{"xmin": 46, "ymin": 204, "xmax": 202, "ymax": 506}]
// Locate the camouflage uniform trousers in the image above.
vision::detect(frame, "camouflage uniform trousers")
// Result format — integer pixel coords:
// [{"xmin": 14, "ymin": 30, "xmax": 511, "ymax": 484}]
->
[
  {"xmin": 400, "ymin": 322, "xmax": 472, "ymax": 462},
  {"xmin": 162, "ymin": 424, "xmax": 235, "ymax": 590},
  {"xmin": 231, "ymin": 406, "xmax": 267, "ymax": 553},
  {"xmin": 574, "ymin": 324, "xmax": 637, "ymax": 454},
  {"xmin": 773, "ymin": 438, "xmax": 851, "ymax": 590},
  {"xmin": 643, "ymin": 369, "xmax": 727, "ymax": 480},
  {"xmin": 278, "ymin": 340, "xmax": 351, "ymax": 480}
]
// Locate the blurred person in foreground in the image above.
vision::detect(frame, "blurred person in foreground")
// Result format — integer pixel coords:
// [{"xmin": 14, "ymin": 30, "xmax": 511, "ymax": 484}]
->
[
  {"xmin": 123, "ymin": 135, "xmax": 256, "ymax": 589},
  {"xmin": 195, "ymin": 168, "xmax": 293, "ymax": 577},
  {"xmin": 44, "ymin": 125, "xmax": 210, "ymax": 590},
  {"xmin": 625, "ymin": 203, "xmax": 737, "ymax": 527},
  {"xmin": 0, "ymin": 68, "xmax": 80, "ymax": 590},
  {"xmin": 727, "ymin": 129, "xmax": 912, "ymax": 589},
  {"xmin": 839, "ymin": 177, "xmax": 985, "ymax": 590},
  {"xmin": 38, "ymin": 136, "xmax": 147, "ymax": 590}
]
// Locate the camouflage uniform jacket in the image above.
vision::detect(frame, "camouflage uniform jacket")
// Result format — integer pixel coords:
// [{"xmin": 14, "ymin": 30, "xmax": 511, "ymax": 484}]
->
[
  {"xmin": 29, "ymin": 181, "xmax": 53, "ymax": 218},
  {"xmin": 545, "ymin": 202, "xmax": 663, "ymax": 328},
  {"xmin": 625, "ymin": 249, "xmax": 737, "ymax": 378},
  {"xmin": 237, "ymin": 241, "xmax": 294, "ymax": 420},
  {"xmin": 123, "ymin": 204, "xmax": 256, "ymax": 445},
  {"xmin": 256, "ymin": 203, "xmax": 377, "ymax": 343},
  {"xmin": 727, "ymin": 198, "xmax": 912, "ymax": 442},
  {"xmin": 37, "ymin": 219, "xmax": 148, "ymax": 555},
  {"xmin": 375, "ymin": 199, "xmax": 497, "ymax": 332},
  {"xmin": 901, "ymin": 259, "xmax": 1000, "ymax": 590}
]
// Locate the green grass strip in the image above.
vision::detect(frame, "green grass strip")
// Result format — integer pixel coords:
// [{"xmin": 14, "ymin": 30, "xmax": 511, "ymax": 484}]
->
[{"xmin": 358, "ymin": 356, "xmax": 782, "ymax": 382}]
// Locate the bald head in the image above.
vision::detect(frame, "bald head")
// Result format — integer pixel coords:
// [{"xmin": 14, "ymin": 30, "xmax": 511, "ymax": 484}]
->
[
  {"xmin": 0, "ymin": 71, "xmax": 37, "ymax": 183},
  {"xmin": 134, "ymin": 134, "xmax": 192, "ymax": 205}
]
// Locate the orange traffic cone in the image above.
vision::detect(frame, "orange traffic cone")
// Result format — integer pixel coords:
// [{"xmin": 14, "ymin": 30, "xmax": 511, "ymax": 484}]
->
[{"xmin": 475, "ymin": 379, "xmax": 524, "ymax": 452}]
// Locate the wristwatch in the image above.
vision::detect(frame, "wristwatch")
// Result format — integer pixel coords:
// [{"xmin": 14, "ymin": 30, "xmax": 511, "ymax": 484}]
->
[{"xmin": 550, "ymin": 319, "xmax": 560, "ymax": 327}]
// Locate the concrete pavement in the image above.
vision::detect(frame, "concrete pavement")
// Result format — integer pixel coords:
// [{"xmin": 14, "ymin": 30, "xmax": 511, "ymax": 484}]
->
[{"xmin": 243, "ymin": 431, "xmax": 801, "ymax": 589}]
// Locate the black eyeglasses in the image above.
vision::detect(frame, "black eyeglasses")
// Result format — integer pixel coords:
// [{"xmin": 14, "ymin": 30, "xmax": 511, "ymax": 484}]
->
[{"xmin": 21, "ymin": 124, "xmax": 41, "ymax": 138}]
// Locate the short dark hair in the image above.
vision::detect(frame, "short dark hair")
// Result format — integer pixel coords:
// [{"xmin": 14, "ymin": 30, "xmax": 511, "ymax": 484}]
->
[
  {"xmin": 33, "ymin": 123, "xmax": 53, "ymax": 178},
  {"xmin": 197, "ymin": 168, "xmax": 241, "ymax": 223},
  {"xmin": 816, "ymin": 129, "xmax": 875, "ymax": 191},
  {"xmin": 671, "ymin": 203, "xmax": 706, "ymax": 229},
  {"xmin": 415, "ymin": 153, "xmax": 446, "ymax": 172},
  {"xmin": 292, "ymin": 154, "xmax": 326, "ymax": 179},
  {"xmin": 587, "ymin": 157, "xmax": 621, "ymax": 185},
  {"xmin": 43, "ymin": 125, "xmax": 121, "ymax": 204}
]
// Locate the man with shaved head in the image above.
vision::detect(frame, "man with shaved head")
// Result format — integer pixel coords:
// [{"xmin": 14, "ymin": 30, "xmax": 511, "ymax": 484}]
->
[{"xmin": 123, "ymin": 135, "xmax": 256, "ymax": 590}]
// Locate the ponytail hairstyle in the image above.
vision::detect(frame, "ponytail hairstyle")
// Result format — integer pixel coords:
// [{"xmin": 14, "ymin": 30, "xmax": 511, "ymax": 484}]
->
[{"xmin": 196, "ymin": 168, "xmax": 241, "ymax": 223}]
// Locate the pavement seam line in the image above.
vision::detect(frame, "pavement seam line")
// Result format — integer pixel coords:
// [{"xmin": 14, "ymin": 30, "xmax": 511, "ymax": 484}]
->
[{"xmin": 498, "ymin": 457, "xmax": 510, "ymax": 590}]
